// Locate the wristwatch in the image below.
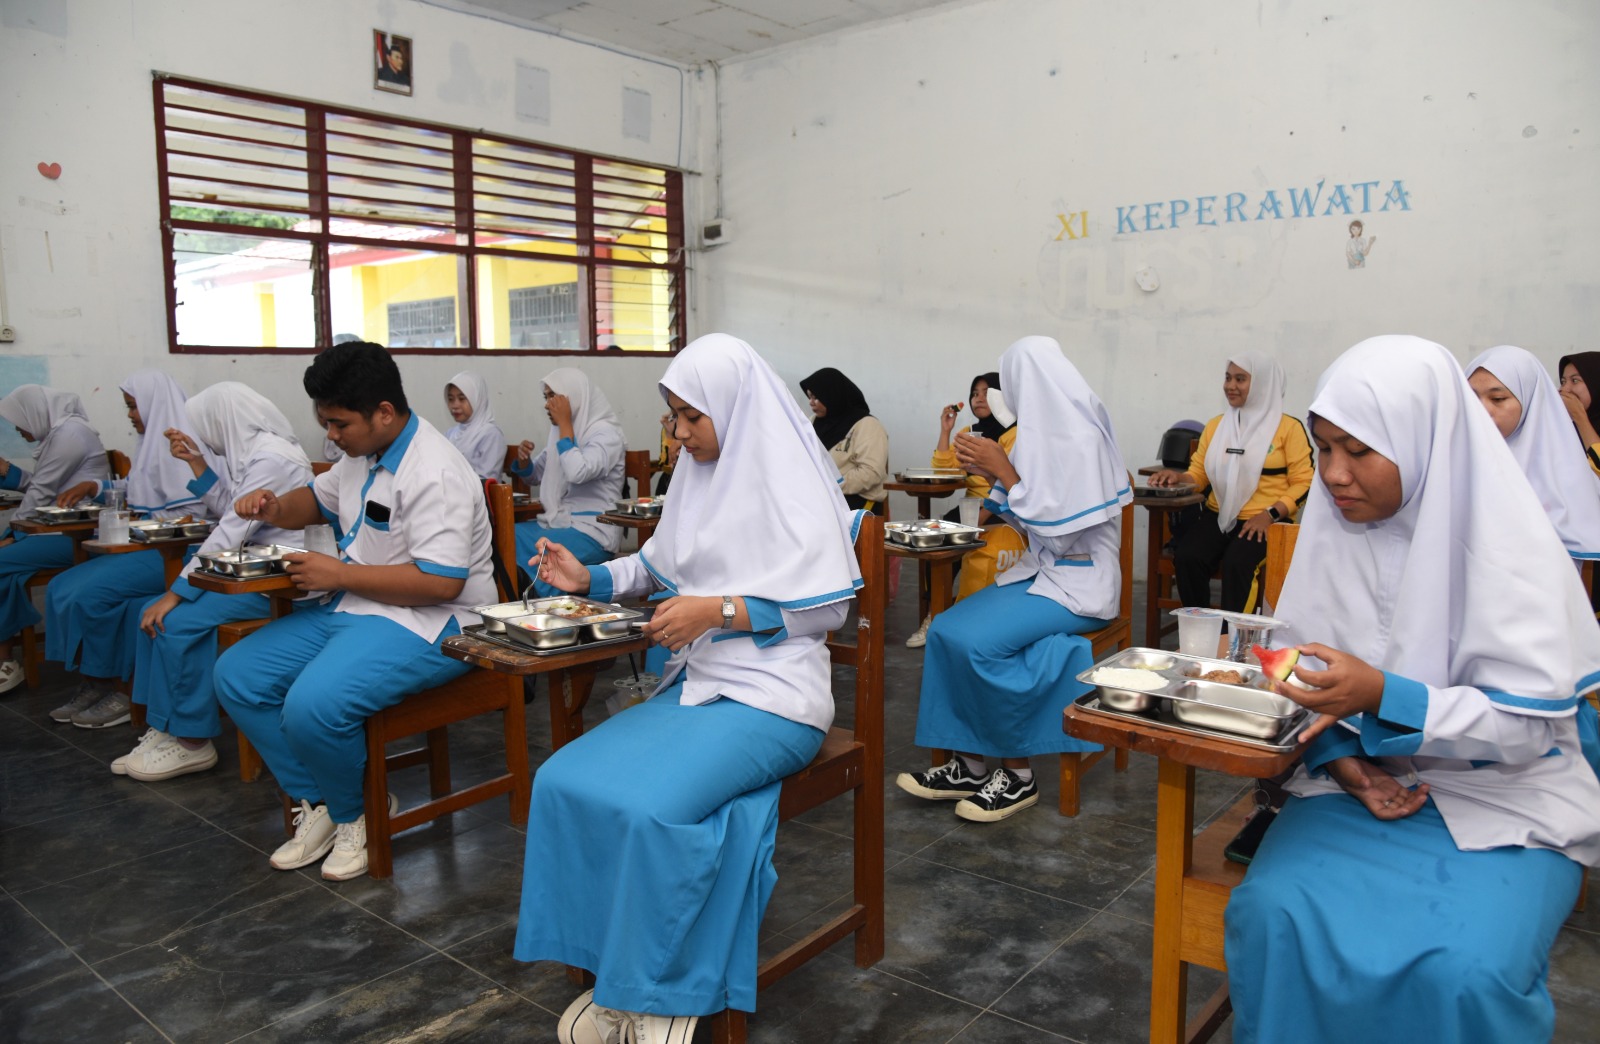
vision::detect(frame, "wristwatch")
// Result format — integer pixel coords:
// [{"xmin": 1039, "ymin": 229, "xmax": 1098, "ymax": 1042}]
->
[
  {"xmin": 1267, "ymin": 506, "xmax": 1283, "ymax": 522},
  {"xmin": 720, "ymin": 595, "xmax": 736, "ymax": 628}
]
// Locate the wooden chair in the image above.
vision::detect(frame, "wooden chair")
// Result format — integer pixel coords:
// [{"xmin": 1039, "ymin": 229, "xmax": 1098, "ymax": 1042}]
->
[
  {"xmin": 623, "ymin": 449, "xmax": 653, "ymax": 499},
  {"xmin": 707, "ymin": 513, "xmax": 887, "ymax": 1042},
  {"xmin": 359, "ymin": 481, "xmax": 528, "ymax": 878},
  {"xmin": 1262, "ymin": 522, "xmax": 1300, "ymax": 610},
  {"xmin": 1057, "ymin": 500, "xmax": 1136, "ymax": 815},
  {"xmin": 17, "ymin": 449, "xmax": 134, "ymax": 688},
  {"xmin": 310, "ymin": 460, "xmax": 333, "ymax": 476}
]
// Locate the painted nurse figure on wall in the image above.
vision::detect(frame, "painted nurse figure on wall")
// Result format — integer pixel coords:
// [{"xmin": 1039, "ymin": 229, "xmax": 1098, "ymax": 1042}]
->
[{"xmin": 1346, "ymin": 220, "xmax": 1376, "ymax": 269}]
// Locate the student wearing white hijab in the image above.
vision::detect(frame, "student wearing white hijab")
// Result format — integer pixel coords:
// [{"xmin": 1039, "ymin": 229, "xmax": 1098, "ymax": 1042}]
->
[
  {"xmin": 897, "ymin": 336, "xmax": 1132, "ymax": 822},
  {"xmin": 509, "ymin": 367, "xmax": 626, "ymax": 591},
  {"xmin": 514, "ymin": 334, "xmax": 862, "ymax": 1044},
  {"xmin": 42, "ymin": 372, "xmax": 220, "ymax": 728},
  {"xmin": 114, "ymin": 382, "xmax": 312, "ymax": 781},
  {"xmin": 1466, "ymin": 344, "xmax": 1600, "ymax": 561},
  {"xmin": 1225, "ymin": 336, "xmax": 1600, "ymax": 1044},
  {"xmin": 442, "ymin": 369, "xmax": 506, "ymax": 481},
  {"xmin": 0, "ymin": 385, "xmax": 109, "ymax": 695},
  {"xmin": 1151, "ymin": 352, "xmax": 1314, "ymax": 613}
]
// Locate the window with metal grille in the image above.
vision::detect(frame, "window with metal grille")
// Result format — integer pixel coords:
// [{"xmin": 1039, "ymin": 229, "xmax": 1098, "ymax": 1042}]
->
[
  {"xmin": 509, "ymin": 283, "xmax": 580, "ymax": 349},
  {"xmin": 155, "ymin": 76, "xmax": 685, "ymax": 354},
  {"xmin": 386, "ymin": 297, "xmax": 458, "ymax": 348}
]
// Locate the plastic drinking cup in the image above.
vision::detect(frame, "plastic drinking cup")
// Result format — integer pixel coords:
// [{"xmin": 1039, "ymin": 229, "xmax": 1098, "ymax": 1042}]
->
[
  {"xmin": 1175, "ymin": 610, "xmax": 1225, "ymax": 657},
  {"xmin": 303, "ymin": 524, "xmax": 337, "ymax": 557},
  {"xmin": 103, "ymin": 488, "xmax": 126, "ymax": 512},
  {"xmin": 957, "ymin": 498, "xmax": 981, "ymax": 528},
  {"xmin": 98, "ymin": 509, "xmax": 131, "ymax": 545}
]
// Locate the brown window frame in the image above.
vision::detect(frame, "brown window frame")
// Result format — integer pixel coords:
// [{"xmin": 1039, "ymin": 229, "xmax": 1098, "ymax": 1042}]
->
[{"xmin": 154, "ymin": 75, "xmax": 686, "ymax": 356}]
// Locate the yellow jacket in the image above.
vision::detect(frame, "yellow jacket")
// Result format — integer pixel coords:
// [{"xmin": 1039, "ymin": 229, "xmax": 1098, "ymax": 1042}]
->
[
  {"xmin": 1184, "ymin": 414, "xmax": 1314, "ymax": 520},
  {"xmin": 932, "ymin": 425, "xmax": 1018, "ymax": 500}
]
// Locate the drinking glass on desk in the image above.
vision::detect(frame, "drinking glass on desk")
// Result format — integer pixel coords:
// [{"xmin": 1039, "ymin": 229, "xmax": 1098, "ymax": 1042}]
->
[
  {"xmin": 98, "ymin": 509, "xmax": 131, "ymax": 545},
  {"xmin": 103, "ymin": 488, "xmax": 126, "ymax": 512},
  {"xmin": 957, "ymin": 498, "xmax": 982, "ymax": 529}
]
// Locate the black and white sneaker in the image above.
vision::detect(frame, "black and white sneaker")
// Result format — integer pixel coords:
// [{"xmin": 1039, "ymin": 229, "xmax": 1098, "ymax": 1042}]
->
[
  {"xmin": 954, "ymin": 768, "xmax": 1039, "ymax": 822},
  {"xmin": 896, "ymin": 756, "xmax": 987, "ymax": 801}
]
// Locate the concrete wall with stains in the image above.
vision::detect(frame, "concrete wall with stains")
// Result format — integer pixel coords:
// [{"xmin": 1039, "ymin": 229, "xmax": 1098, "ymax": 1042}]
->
[
  {"xmin": 0, "ymin": 0, "xmax": 690, "ymax": 456},
  {"xmin": 695, "ymin": 0, "xmax": 1600, "ymax": 553}
]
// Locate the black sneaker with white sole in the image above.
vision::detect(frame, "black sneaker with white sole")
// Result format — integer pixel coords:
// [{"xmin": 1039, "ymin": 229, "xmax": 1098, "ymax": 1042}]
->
[
  {"xmin": 954, "ymin": 768, "xmax": 1039, "ymax": 822},
  {"xmin": 896, "ymin": 756, "xmax": 988, "ymax": 801}
]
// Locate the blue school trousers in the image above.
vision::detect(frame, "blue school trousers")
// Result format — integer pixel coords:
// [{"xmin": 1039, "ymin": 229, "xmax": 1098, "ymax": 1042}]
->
[
  {"xmin": 45, "ymin": 550, "xmax": 169, "ymax": 679},
  {"xmin": 132, "ymin": 588, "xmax": 272, "ymax": 738},
  {"xmin": 212, "ymin": 601, "xmax": 469, "ymax": 822},
  {"xmin": 514, "ymin": 522, "xmax": 610, "ymax": 598},
  {"xmin": 914, "ymin": 580, "xmax": 1105, "ymax": 757},
  {"xmin": 0, "ymin": 533, "xmax": 75, "ymax": 640},
  {"xmin": 1225, "ymin": 793, "xmax": 1581, "ymax": 1044},
  {"xmin": 514, "ymin": 684, "xmax": 823, "ymax": 1015}
]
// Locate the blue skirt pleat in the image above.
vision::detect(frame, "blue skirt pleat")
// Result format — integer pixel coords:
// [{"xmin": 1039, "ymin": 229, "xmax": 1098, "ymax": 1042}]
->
[
  {"xmin": 1225, "ymin": 793, "xmax": 1581, "ymax": 1044},
  {"xmin": 0, "ymin": 534, "xmax": 75, "ymax": 640},
  {"xmin": 913, "ymin": 581, "xmax": 1105, "ymax": 757},
  {"xmin": 44, "ymin": 551, "xmax": 167, "ymax": 678},
  {"xmin": 514, "ymin": 685, "xmax": 824, "ymax": 1015}
]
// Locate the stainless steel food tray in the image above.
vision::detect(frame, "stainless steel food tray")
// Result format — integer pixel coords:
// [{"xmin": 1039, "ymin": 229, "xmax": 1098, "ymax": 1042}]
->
[
  {"xmin": 472, "ymin": 596, "xmax": 641, "ymax": 641},
  {"xmin": 460, "ymin": 622, "xmax": 644, "ymax": 657},
  {"xmin": 131, "ymin": 520, "xmax": 214, "ymax": 542},
  {"xmin": 1076, "ymin": 646, "xmax": 1302, "ymax": 740},
  {"xmin": 611, "ymin": 497, "xmax": 664, "ymax": 517},
  {"xmin": 30, "ymin": 505, "xmax": 95, "ymax": 523},
  {"xmin": 1071, "ymin": 692, "xmax": 1312, "ymax": 753},
  {"xmin": 195, "ymin": 549, "xmax": 276, "ymax": 578},
  {"xmin": 896, "ymin": 469, "xmax": 966, "ymax": 483},
  {"xmin": 1133, "ymin": 484, "xmax": 1197, "ymax": 498},
  {"xmin": 885, "ymin": 519, "xmax": 983, "ymax": 549}
]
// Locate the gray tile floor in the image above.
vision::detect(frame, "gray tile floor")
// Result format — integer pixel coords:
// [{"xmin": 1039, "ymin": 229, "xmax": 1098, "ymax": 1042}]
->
[{"xmin": 3, "ymin": 578, "xmax": 1598, "ymax": 1042}]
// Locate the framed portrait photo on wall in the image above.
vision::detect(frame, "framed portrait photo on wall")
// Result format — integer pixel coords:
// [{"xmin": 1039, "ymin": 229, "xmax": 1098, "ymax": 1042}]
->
[{"xmin": 374, "ymin": 30, "xmax": 413, "ymax": 95}]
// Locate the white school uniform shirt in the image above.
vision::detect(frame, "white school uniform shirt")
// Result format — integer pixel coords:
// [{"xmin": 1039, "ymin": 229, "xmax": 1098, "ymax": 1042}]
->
[
  {"xmin": 1276, "ymin": 336, "xmax": 1600, "ymax": 866},
  {"xmin": 444, "ymin": 370, "xmax": 507, "ymax": 482},
  {"xmin": 521, "ymin": 369, "xmax": 627, "ymax": 553},
  {"xmin": 982, "ymin": 336, "xmax": 1131, "ymax": 622},
  {"xmin": 311, "ymin": 412, "xmax": 495, "ymax": 642}
]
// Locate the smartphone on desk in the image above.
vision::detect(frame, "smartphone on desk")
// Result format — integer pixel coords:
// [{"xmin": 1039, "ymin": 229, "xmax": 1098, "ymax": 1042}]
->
[{"xmin": 1223, "ymin": 806, "xmax": 1278, "ymax": 866}]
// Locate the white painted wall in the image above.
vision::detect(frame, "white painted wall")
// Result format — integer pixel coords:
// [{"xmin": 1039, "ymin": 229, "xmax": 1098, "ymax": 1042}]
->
[
  {"xmin": 0, "ymin": 0, "xmax": 692, "ymax": 462},
  {"xmin": 697, "ymin": 0, "xmax": 1600, "ymax": 566}
]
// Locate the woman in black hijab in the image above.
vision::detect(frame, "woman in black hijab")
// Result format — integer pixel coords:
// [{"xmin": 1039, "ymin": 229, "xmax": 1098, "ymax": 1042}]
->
[
  {"xmin": 1558, "ymin": 352, "xmax": 1600, "ymax": 476},
  {"xmin": 801, "ymin": 368, "xmax": 889, "ymax": 512}
]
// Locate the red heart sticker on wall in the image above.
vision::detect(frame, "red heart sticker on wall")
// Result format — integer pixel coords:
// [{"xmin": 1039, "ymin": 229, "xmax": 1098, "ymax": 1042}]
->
[{"xmin": 37, "ymin": 162, "xmax": 61, "ymax": 179}]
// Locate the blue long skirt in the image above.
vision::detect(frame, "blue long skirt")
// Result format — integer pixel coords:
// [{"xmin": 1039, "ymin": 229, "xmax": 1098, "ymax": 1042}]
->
[
  {"xmin": 1225, "ymin": 793, "xmax": 1582, "ymax": 1044},
  {"xmin": 44, "ymin": 551, "xmax": 168, "ymax": 679},
  {"xmin": 514, "ymin": 522, "xmax": 610, "ymax": 598},
  {"xmin": 132, "ymin": 589, "xmax": 271, "ymax": 738},
  {"xmin": 514, "ymin": 684, "xmax": 824, "ymax": 1015},
  {"xmin": 0, "ymin": 534, "xmax": 75, "ymax": 641},
  {"xmin": 913, "ymin": 580, "xmax": 1105, "ymax": 757}
]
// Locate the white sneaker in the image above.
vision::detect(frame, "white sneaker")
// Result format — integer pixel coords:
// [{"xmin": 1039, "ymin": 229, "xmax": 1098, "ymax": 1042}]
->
[
  {"xmin": 319, "ymin": 794, "xmax": 400, "ymax": 881},
  {"xmin": 905, "ymin": 615, "xmax": 932, "ymax": 648},
  {"xmin": 112, "ymin": 729, "xmax": 174, "ymax": 775},
  {"xmin": 621, "ymin": 1011, "xmax": 699, "ymax": 1044},
  {"xmin": 0, "ymin": 659, "xmax": 23, "ymax": 695},
  {"xmin": 125, "ymin": 738, "xmax": 217, "ymax": 782},
  {"xmin": 558, "ymin": 990, "xmax": 626, "ymax": 1044},
  {"xmin": 270, "ymin": 801, "xmax": 336, "ymax": 870}
]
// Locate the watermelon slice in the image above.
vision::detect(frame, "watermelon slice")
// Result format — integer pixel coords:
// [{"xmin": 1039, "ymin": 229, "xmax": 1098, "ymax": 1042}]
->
[{"xmin": 1252, "ymin": 645, "xmax": 1300, "ymax": 682}]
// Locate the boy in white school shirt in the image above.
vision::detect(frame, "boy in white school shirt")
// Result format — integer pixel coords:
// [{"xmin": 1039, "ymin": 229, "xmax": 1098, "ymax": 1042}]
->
[{"xmin": 214, "ymin": 341, "xmax": 496, "ymax": 881}]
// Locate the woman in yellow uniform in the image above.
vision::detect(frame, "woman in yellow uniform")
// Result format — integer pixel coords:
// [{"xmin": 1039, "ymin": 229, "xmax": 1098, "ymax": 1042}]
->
[{"xmin": 1151, "ymin": 352, "xmax": 1313, "ymax": 613}]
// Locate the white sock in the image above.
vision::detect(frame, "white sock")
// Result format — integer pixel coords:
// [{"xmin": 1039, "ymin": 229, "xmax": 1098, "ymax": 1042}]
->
[
  {"xmin": 1010, "ymin": 767, "xmax": 1034, "ymax": 783},
  {"xmin": 958, "ymin": 754, "xmax": 986, "ymax": 777}
]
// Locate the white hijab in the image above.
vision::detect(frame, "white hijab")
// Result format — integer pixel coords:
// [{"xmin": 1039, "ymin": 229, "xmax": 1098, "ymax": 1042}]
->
[
  {"xmin": 1203, "ymin": 351, "xmax": 1287, "ymax": 530},
  {"xmin": 446, "ymin": 369, "xmax": 497, "ymax": 441},
  {"xmin": 119, "ymin": 371, "xmax": 210, "ymax": 514},
  {"xmin": 0, "ymin": 385, "xmax": 95, "ymax": 455},
  {"xmin": 538, "ymin": 368, "xmax": 623, "ymax": 528},
  {"xmin": 1466, "ymin": 345, "xmax": 1600, "ymax": 559},
  {"xmin": 640, "ymin": 334, "xmax": 862, "ymax": 607},
  {"xmin": 996, "ymin": 335, "xmax": 1130, "ymax": 538},
  {"xmin": 1276, "ymin": 336, "xmax": 1600, "ymax": 711},
  {"xmin": 185, "ymin": 382, "xmax": 309, "ymax": 487}
]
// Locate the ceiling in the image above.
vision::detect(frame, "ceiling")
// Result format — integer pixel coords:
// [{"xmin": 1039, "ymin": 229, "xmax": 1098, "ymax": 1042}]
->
[{"xmin": 437, "ymin": 0, "xmax": 970, "ymax": 65}]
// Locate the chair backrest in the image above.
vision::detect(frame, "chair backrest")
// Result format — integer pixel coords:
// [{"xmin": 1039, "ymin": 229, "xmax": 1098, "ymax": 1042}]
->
[
  {"xmin": 311, "ymin": 461, "xmax": 333, "ymax": 476},
  {"xmin": 485, "ymin": 482, "xmax": 518, "ymax": 601},
  {"xmin": 1115, "ymin": 500, "xmax": 1134, "ymax": 624},
  {"xmin": 827, "ymin": 514, "xmax": 886, "ymax": 752},
  {"xmin": 1583, "ymin": 561, "xmax": 1595, "ymax": 601},
  {"xmin": 623, "ymin": 449, "xmax": 652, "ymax": 499},
  {"xmin": 107, "ymin": 449, "xmax": 131, "ymax": 479},
  {"xmin": 1264, "ymin": 522, "xmax": 1300, "ymax": 609}
]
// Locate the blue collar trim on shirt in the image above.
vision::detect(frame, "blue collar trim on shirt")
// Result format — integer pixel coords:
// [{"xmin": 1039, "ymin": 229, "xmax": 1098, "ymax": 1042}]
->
[{"xmin": 370, "ymin": 411, "xmax": 420, "ymax": 474}]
